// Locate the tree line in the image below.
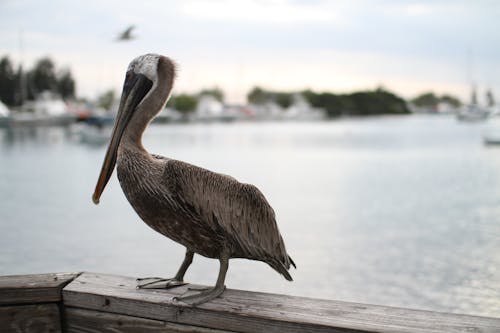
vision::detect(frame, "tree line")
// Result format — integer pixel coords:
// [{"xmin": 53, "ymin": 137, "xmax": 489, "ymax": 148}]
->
[
  {"xmin": 411, "ymin": 92, "xmax": 461, "ymax": 109},
  {"xmin": 248, "ymin": 86, "xmax": 411, "ymax": 116},
  {"xmin": 95, "ymin": 87, "xmax": 225, "ymax": 113},
  {"xmin": 164, "ymin": 88, "xmax": 224, "ymax": 113},
  {"xmin": 1, "ymin": 54, "xmax": 463, "ymax": 116},
  {"xmin": 0, "ymin": 55, "xmax": 75, "ymax": 107},
  {"xmin": 164, "ymin": 86, "xmax": 463, "ymax": 117},
  {"xmin": 164, "ymin": 86, "xmax": 418, "ymax": 117}
]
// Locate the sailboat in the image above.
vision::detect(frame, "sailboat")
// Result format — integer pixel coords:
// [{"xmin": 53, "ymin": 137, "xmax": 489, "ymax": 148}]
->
[
  {"xmin": 481, "ymin": 90, "xmax": 500, "ymax": 145},
  {"xmin": 483, "ymin": 90, "xmax": 500, "ymax": 145},
  {"xmin": 457, "ymin": 86, "xmax": 491, "ymax": 122}
]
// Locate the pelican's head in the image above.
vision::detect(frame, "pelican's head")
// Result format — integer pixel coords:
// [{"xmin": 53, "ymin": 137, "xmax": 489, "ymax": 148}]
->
[
  {"xmin": 92, "ymin": 54, "xmax": 175, "ymax": 205},
  {"xmin": 127, "ymin": 53, "xmax": 160, "ymax": 80},
  {"xmin": 124, "ymin": 53, "xmax": 176, "ymax": 111}
]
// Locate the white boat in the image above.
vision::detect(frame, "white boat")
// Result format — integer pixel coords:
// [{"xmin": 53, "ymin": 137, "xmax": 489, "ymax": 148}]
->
[
  {"xmin": 457, "ymin": 104, "xmax": 491, "ymax": 122},
  {"xmin": 282, "ymin": 94, "xmax": 326, "ymax": 121},
  {"xmin": 457, "ymin": 88, "xmax": 491, "ymax": 122},
  {"xmin": 481, "ymin": 90, "xmax": 500, "ymax": 145},
  {"xmin": 0, "ymin": 100, "xmax": 10, "ymax": 127},
  {"xmin": 483, "ymin": 114, "xmax": 500, "ymax": 145},
  {"xmin": 8, "ymin": 112, "xmax": 75, "ymax": 127},
  {"xmin": 8, "ymin": 92, "xmax": 76, "ymax": 127},
  {"xmin": 78, "ymin": 124, "xmax": 112, "ymax": 145},
  {"xmin": 191, "ymin": 95, "xmax": 239, "ymax": 122}
]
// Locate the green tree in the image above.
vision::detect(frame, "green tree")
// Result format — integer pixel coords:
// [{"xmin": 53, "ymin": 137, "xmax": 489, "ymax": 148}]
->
[
  {"xmin": 169, "ymin": 94, "xmax": 197, "ymax": 113},
  {"xmin": 14, "ymin": 65, "xmax": 27, "ymax": 106},
  {"xmin": 302, "ymin": 90, "xmax": 349, "ymax": 117},
  {"xmin": 29, "ymin": 57, "xmax": 57, "ymax": 96},
  {"xmin": 302, "ymin": 88, "xmax": 409, "ymax": 117},
  {"xmin": 275, "ymin": 93, "xmax": 293, "ymax": 109},
  {"xmin": 0, "ymin": 56, "xmax": 16, "ymax": 106},
  {"xmin": 412, "ymin": 92, "xmax": 462, "ymax": 108},
  {"xmin": 56, "ymin": 69, "xmax": 75, "ymax": 99},
  {"xmin": 199, "ymin": 87, "xmax": 224, "ymax": 102},
  {"xmin": 440, "ymin": 94, "xmax": 462, "ymax": 108},
  {"xmin": 247, "ymin": 87, "xmax": 294, "ymax": 109},
  {"xmin": 97, "ymin": 89, "xmax": 115, "ymax": 110},
  {"xmin": 412, "ymin": 92, "xmax": 439, "ymax": 108},
  {"xmin": 301, "ymin": 90, "xmax": 317, "ymax": 106},
  {"xmin": 247, "ymin": 87, "xmax": 269, "ymax": 105},
  {"xmin": 0, "ymin": 55, "xmax": 77, "ymax": 104},
  {"xmin": 348, "ymin": 90, "xmax": 408, "ymax": 115}
]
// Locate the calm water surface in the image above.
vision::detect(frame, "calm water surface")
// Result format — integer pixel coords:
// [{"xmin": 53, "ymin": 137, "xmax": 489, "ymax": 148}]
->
[{"xmin": 1, "ymin": 114, "xmax": 499, "ymax": 317}]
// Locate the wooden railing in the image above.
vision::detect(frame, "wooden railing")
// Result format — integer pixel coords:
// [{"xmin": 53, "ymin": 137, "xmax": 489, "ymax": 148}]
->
[{"xmin": 1, "ymin": 272, "xmax": 499, "ymax": 332}]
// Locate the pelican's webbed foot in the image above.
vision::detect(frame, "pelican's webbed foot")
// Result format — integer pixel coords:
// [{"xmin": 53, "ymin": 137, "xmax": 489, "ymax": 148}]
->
[
  {"xmin": 137, "ymin": 250, "xmax": 194, "ymax": 289},
  {"xmin": 136, "ymin": 277, "xmax": 187, "ymax": 289},
  {"xmin": 174, "ymin": 285, "xmax": 226, "ymax": 306},
  {"xmin": 174, "ymin": 249, "xmax": 230, "ymax": 306}
]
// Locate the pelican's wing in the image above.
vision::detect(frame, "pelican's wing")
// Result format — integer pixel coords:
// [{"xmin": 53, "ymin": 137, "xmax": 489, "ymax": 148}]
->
[{"xmin": 164, "ymin": 159, "xmax": 294, "ymax": 279}]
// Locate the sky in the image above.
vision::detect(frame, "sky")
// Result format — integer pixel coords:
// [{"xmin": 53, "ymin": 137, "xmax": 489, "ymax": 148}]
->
[{"xmin": 1, "ymin": 0, "xmax": 500, "ymax": 103}]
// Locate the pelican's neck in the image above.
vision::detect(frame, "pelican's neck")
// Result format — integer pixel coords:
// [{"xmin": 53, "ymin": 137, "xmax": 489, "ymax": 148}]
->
[
  {"xmin": 118, "ymin": 92, "xmax": 170, "ymax": 156},
  {"xmin": 119, "ymin": 56, "xmax": 174, "ymax": 156},
  {"xmin": 119, "ymin": 107, "xmax": 153, "ymax": 154}
]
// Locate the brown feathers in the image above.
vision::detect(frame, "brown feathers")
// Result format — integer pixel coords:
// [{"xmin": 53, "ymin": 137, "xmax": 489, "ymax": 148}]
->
[{"xmin": 117, "ymin": 149, "xmax": 294, "ymax": 280}]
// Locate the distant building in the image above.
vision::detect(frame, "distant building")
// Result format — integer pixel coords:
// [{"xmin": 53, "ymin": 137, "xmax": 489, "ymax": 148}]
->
[
  {"xmin": 248, "ymin": 93, "xmax": 325, "ymax": 120},
  {"xmin": 196, "ymin": 95, "xmax": 224, "ymax": 119},
  {"xmin": 285, "ymin": 94, "xmax": 325, "ymax": 120}
]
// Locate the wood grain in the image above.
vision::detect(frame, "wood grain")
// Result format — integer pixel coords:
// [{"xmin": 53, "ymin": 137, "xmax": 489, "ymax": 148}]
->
[
  {"xmin": 0, "ymin": 304, "xmax": 61, "ymax": 333},
  {"xmin": 62, "ymin": 272, "xmax": 500, "ymax": 333},
  {"xmin": 64, "ymin": 307, "xmax": 234, "ymax": 333},
  {"xmin": 0, "ymin": 272, "xmax": 80, "ymax": 305}
]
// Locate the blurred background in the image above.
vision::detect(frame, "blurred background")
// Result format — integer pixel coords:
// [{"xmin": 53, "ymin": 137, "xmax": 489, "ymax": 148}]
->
[{"xmin": 1, "ymin": 0, "xmax": 500, "ymax": 317}]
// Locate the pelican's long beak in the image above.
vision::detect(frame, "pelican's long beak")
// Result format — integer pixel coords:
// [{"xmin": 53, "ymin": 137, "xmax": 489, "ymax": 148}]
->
[{"xmin": 92, "ymin": 72, "xmax": 153, "ymax": 204}]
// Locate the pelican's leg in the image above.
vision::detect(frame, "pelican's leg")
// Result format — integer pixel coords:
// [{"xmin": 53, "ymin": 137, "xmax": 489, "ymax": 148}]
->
[
  {"xmin": 137, "ymin": 249, "xmax": 194, "ymax": 289},
  {"xmin": 174, "ymin": 251, "xmax": 229, "ymax": 306}
]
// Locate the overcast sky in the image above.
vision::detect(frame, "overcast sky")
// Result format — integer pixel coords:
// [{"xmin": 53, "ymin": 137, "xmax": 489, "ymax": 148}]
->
[{"xmin": 1, "ymin": 0, "xmax": 499, "ymax": 103}]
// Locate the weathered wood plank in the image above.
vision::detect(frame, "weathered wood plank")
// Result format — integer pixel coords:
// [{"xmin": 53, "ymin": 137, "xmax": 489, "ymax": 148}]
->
[
  {"xmin": 0, "ymin": 304, "xmax": 61, "ymax": 333},
  {"xmin": 0, "ymin": 272, "xmax": 80, "ymax": 305},
  {"xmin": 62, "ymin": 272, "xmax": 500, "ymax": 333},
  {"xmin": 64, "ymin": 307, "xmax": 235, "ymax": 333}
]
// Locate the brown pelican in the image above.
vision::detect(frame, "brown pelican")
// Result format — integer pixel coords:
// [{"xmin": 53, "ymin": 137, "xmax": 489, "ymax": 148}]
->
[{"xmin": 92, "ymin": 54, "xmax": 295, "ymax": 305}]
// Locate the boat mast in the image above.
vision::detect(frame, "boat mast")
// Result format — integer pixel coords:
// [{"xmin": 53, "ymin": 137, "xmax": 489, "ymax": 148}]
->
[
  {"xmin": 18, "ymin": 29, "xmax": 27, "ymax": 106},
  {"xmin": 466, "ymin": 49, "xmax": 476, "ymax": 105}
]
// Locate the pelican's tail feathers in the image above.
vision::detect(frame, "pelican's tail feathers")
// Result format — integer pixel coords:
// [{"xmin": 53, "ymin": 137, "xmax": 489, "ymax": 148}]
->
[{"xmin": 268, "ymin": 259, "xmax": 294, "ymax": 281}]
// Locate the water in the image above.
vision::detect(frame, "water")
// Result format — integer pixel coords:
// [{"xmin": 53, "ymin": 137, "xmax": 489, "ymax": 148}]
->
[{"xmin": 1, "ymin": 114, "xmax": 499, "ymax": 317}]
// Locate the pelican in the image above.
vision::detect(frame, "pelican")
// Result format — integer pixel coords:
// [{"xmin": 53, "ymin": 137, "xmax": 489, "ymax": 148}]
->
[{"xmin": 92, "ymin": 54, "xmax": 295, "ymax": 305}]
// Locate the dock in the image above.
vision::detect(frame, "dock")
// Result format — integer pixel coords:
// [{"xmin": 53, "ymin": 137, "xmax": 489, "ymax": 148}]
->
[{"xmin": 1, "ymin": 272, "xmax": 499, "ymax": 332}]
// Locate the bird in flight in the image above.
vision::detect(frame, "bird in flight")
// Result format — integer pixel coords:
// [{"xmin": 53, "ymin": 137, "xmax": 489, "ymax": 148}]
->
[{"xmin": 116, "ymin": 25, "xmax": 136, "ymax": 41}]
